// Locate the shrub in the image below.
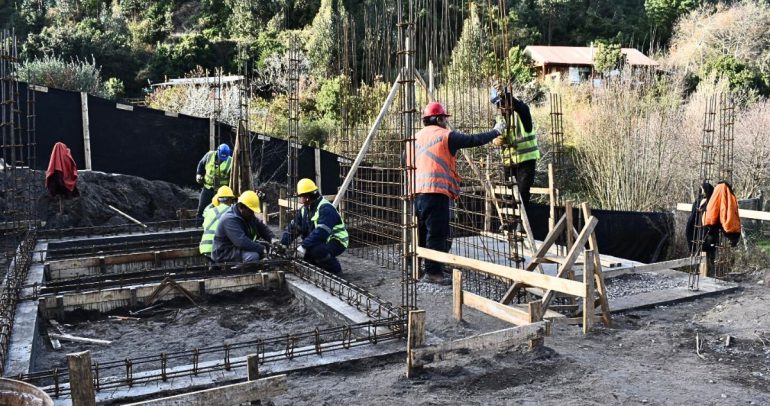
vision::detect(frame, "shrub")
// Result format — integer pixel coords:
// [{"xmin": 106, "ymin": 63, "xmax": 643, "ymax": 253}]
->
[{"xmin": 16, "ymin": 55, "xmax": 108, "ymax": 97}]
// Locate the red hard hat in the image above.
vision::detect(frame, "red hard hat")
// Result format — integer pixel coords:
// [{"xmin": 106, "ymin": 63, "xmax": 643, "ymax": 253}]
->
[{"xmin": 422, "ymin": 102, "xmax": 450, "ymax": 119}]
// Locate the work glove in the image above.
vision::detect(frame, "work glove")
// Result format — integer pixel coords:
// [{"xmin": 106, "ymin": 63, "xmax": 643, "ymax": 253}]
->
[
  {"xmin": 296, "ymin": 245, "xmax": 307, "ymax": 259},
  {"xmin": 195, "ymin": 174, "xmax": 203, "ymax": 184},
  {"xmin": 493, "ymin": 120, "xmax": 506, "ymax": 135},
  {"xmin": 493, "ymin": 136, "xmax": 505, "ymax": 147},
  {"xmin": 271, "ymin": 238, "xmax": 281, "ymax": 245}
]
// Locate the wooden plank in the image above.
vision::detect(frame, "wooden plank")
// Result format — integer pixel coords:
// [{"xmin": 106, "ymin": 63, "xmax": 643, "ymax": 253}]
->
[
  {"xmin": 410, "ymin": 322, "xmax": 547, "ymax": 368},
  {"xmin": 583, "ymin": 250, "xmax": 595, "ymax": 334},
  {"xmin": 528, "ymin": 301, "xmax": 545, "ymax": 348},
  {"xmin": 548, "ymin": 164, "xmax": 556, "ymax": 233},
  {"xmin": 124, "ymin": 375, "xmax": 287, "ymax": 406},
  {"xmin": 581, "ymin": 203, "xmax": 611, "ymax": 327},
  {"xmin": 609, "ymin": 256, "xmax": 703, "ymax": 275},
  {"xmin": 209, "ymin": 118, "xmax": 216, "ymax": 150},
  {"xmin": 464, "ymin": 291, "xmax": 530, "ymax": 325},
  {"xmin": 68, "ymin": 351, "xmax": 96, "ymax": 406},
  {"xmin": 541, "ymin": 216, "xmax": 599, "ymax": 308},
  {"xmin": 677, "ymin": 202, "xmax": 770, "ymax": 222},
  {"xmin": 406, "ymin": 310, "xmax": 426, "ymax": 378},
  {"xmin": 52, "ymin": 334, "xmax": 111, "ymax": 346},
  {"xmin": 80, "ymin": 92, "xmax": 92, "ymax": 170},
  {"xmin": 452, "ymin": 269, "xmax": 463, "ymax": 321},
  {"xmin": 247, "ymin": 354, "xmax": 259, "ymax": 380},
  {"xmin": 565, "ymin": 200, "xmax": 574, "ymax": 252},
  {"xmin": 417, "ymin": 247, "xmax": 585, "ymax": 297}
]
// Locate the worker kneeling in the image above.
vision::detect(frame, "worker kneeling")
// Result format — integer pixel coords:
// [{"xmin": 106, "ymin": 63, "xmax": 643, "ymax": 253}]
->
[
  {"xmin": 281, "ymin": 179, "xmax": 348, "ymax": 274},
  {"xmin": 199, "ymin": 186, "xmax": 238, "ymax": 257},
  {"xmin": 212, "ymin": 190, "xmax": 275, "ymax": 263}
]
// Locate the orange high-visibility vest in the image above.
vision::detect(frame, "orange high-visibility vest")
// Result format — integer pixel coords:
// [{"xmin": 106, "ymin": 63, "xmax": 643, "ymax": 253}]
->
[{"xmin": 413, "ymin": 126, "xmax": 461, "ymax": 199}]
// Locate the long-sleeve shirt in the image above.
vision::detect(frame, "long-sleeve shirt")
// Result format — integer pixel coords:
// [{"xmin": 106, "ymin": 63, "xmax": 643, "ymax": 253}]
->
[
  {"xmin": 212, "ymin": 205, "xmax": 274, "ymax": 262},
  {"xmin": 196, "ymin": 151, "xmax": 214, "ymax": 176},
  {"xmin": 280, "ymin": 197, "xmax": 343, "ymax": 249},
  {"xmin": 511, "ymin": 98, "xmax": 533, "ymax": 133},
  {"xmin": 447, "ymin": 129, "xmax": 500, "ymax": 156}
]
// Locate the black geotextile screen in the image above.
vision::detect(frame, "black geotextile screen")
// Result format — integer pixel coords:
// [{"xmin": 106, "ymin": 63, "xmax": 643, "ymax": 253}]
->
[
  {"xmin": 87, "ymin": 97, "xmax": 210, "ymax": 186},
  {"xmin": 319, "ymin": 150, "xmax": 342, "ymax": 196},
  {"xmin": 17, "ymin": 83, "xmax": 86, "ymax": 170},
  {"xmin": 527, "ymin": 203, "xmax": 674, "ymax": 263}
]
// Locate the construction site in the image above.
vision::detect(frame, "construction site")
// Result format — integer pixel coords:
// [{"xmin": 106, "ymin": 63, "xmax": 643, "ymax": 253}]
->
[{"xmin": 1, "ymin": 1, "xmax": 770, "ymax": 405}]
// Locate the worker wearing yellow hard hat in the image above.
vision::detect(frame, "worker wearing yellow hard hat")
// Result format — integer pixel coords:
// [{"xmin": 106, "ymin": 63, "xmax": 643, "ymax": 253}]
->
[
  {"xmin": 280, "ymin": 178, "xmax": 348, "ymax": 274},
  {"xmin": 211, "ymin": 189, "xmax": 275, "ymax": 263},
  {"xmin": 199, "ymin": 186, "xmax": 238, "ymax": 256}
]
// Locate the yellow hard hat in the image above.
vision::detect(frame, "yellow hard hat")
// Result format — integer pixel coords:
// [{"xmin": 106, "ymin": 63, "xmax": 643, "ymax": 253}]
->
[
  {"xmin": 238, "ymin": 190, "xmax": 261, "ymax": 213},
  {"xmin": 296, "ymin": 178, "xmax": 318, "ymax": 196},
  {"xmin": 217, "ymin": 186, "xmax": 235, "ymax": 199},
  {"xmin": 211, "ymin": 195, "xmax": 219, "ymax": 207}
]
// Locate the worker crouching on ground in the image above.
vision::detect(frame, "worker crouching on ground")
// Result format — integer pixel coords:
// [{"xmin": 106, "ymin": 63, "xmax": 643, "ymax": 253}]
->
[
  {"xmin": 199, "ymin": 186, "xmax": 238, "ymax": 257},
  {"xmin": 412, "ymin": 102, "xmax": 505, "ymax": 284},
  {"xmin": 195, "ymin": 143, "xmax": 233, "ymax": 226},
  {"xmin": 212, "ymin": 190, "xmax": 275, "ymax": 263},
  {"xmin": 280, "ymin": 179, "xmax": 349, "ymax": 274}
]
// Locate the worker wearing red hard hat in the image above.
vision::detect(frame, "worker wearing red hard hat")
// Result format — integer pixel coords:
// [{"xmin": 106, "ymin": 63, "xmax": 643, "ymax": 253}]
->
[{"xmin": 411, "ymin": 101, "xmax": 505, "ymax": 284}]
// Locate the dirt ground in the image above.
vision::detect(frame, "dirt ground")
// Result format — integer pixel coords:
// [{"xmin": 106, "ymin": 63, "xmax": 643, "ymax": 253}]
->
[
  {"xmin": 268, "ymin": 254, "xmax": 770, "ymax": 406},
  {"xmin": 33, "ymin": 288, "xmax": 336, "ymax": 375}
]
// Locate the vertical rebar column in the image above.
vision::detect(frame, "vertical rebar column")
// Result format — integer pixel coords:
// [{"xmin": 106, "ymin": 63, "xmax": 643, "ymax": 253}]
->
[
  {"xmin": 398, "ymin": 0, "xmax": 417, "ymax": 316},
  {"xmin": 688, "ymin": 94, "xmax": 718, "ymax": 290},
  {"xmin": 287, "ymin": 37, "xmax": 301, "ymax": 243},
  {"xmin": 235, "ymin": 47, "xmax": 254, "ymax": 193},
  {"xmin": 714, "ymin": 94, "xmax": 736, "ymax": 278}
]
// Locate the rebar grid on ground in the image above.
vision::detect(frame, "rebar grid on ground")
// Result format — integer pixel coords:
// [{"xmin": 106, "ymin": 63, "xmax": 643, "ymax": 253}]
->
[
  {"xmin": 18, "ymin": 260, "xmax": 403, "ymax": 398},
  {"xmin": 37, "ymin": 220, "xmax": 198, "ymax": 242},
  {"xmin": 0, "ymin": 230, "xmax": 36, "ymax": 375}
]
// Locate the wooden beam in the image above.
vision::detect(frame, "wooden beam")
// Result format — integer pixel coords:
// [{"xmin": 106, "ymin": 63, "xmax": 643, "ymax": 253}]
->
[
  {"xmin": 581, "ymin": 203, "xmax": 611, "ymax": 327},
  {"xmin": 410, "ymin": 322, "xmax": 547, "ymax": 368},
  {"xmin": 548, "ymin": 164, "xmax": 556, "ymax": 234},
  {"xmin": 540, "ymin": 216, "xmax": 599, "ymax": 308},
  {"xmin": 68, "ymin": 351, "xmax": 96, "ymax": 406},
  {"xmin": 80, "ymin": 92, "xmax": 92, "ymax": 170},
  {"xmin": 528, "ymin": 301, "xmax": 545, "ymax": 348},
  {"xmin": 416, "ymin": 247, "xmax": 585, "ymax": 297},
  {"xmin": 452, "ymin": 269, "xmax": 463, "ymax": 321},
  {"xmin": 406, "ymin": 310, "xmax": 426, "ymax": 378},
  {"xmin": 677, "ymin": 202, "xmax": 770, "ymax": 222},
  {"xmin": 583, "ymin": 250, "xmax": 595, "ymax": 334},
  {"xmin": 124, "ymin": 375, "xmax": 288, "ymax": 406},
  {"xmin": 608, "ymin": 256, "xmax": 703, "ymax": 275},
  {"xmin": 464, "ymin": 291, "xmax": 530, "ymax": 325},
  {"xmin": 52, "ymin": 334, "xmax": 111, "ymax": 346}
]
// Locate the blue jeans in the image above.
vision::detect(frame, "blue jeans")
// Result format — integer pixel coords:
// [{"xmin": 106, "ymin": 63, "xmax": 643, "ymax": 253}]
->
[
  {"xmin": 416, "ymin": 193, "xmax": 450, "ymax": 276},
  {"xmin": 305, "ymin": 240, "xmax": 346, "ymax": 274}
]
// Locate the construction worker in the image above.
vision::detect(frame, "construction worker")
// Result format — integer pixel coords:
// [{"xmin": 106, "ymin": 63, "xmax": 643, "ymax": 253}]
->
[
  {"xmin": 491, "ymin": 88, "xmax": 539, "ymax": 212},
  {"xmin": 413, "ymin": 102, "xmax": 505, "ymax": 284},
  {"xmin": 199, "ymin": 186, "xmax": 237, "ymax": 257},
  {"xmin": 195, "ymin": 143, "xmax": 233, "ymax": 226},
  {"xmin": 211, "ymin": 190, "xmax": 275, "ymax": 263},
  {"xmin": 280, "ymin": 178, "xmax": 348, "ymax": 274}
]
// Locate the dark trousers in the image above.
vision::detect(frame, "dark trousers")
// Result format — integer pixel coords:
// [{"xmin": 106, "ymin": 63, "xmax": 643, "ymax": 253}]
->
[
  {"xmin": 504, "ymin": 159, "xmax": 536, "ymax": 213},
  {"xmin": 305, "ymin": 240, "xmax": 346, "ymax": 274},
  {"xmin": 196, "ymin": 186, "xmax": 216, "ymax": 226},
  {"xmin": 416, "ymin": 193, "xmax": 450, "ymax": 276}
]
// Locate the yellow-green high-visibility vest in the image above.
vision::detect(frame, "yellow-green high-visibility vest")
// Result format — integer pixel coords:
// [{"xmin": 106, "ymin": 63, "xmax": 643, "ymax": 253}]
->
[
  {"xmin": 502, "ymin": 119, "xmax": 540, "ymax": 165},
  {"xmin": 199, "ymin": 203, "xmax": 230, "ymax": 254},
  {"xmin": 302, "ymin": 198, "xmax": 349, "ymax": 248},
  {"xmin": 204, "ymin": 152, "xmax": 232, "ymax": 189}
]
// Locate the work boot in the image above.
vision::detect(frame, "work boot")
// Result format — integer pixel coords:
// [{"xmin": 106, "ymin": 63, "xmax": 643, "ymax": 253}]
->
[{"xmin": 421, "ymin": 273, "xmax": 450, "ymax": 285}]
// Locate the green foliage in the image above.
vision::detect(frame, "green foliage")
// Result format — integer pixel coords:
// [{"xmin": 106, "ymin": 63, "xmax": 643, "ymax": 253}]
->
[
  {"xmin": 645, "ymin": 0, "xmax": 701, "ymax": 42},
  {"xmin": 226, "ymin": 0, "xmax": 259, "ymax": 40},
  {"xmin": 16, "ymin": 54, "xmax": 108, "ymax": 96},
  {"xmin": 593, "ymin": 40, "xmax": 624, "ymax": 75},
  {"xmin": 305, "ymin": 0, "xmax": 344, "ymax": 78},
  {"xmin": 506, "ymin": 46, "xmax": 535, "ymax": 86},
  {"xmin": 316, "ymin": 75, "xmax": 346, "ymax": 121},
  {"xmin": 447, "ymin": 2, "xmax": 485, "ymax": 84},
  {"xmin": 127, "ymin": 1, "xmax": 174, "ymax": 45},
  {"xmin": 103, "ymin": 77, "xmax": 125, "ymax": 99},
  {"xmin": 701, "ymin": 55, "xmax": 770, "ymax": 96}
]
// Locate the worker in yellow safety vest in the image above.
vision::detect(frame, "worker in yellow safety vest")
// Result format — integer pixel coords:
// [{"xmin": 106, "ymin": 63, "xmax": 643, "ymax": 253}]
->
[
  {"xmin": 195, "ymin": 143, "xmax": 233, "ymax": 226},
  {"xmin": 199, "ymin": 186, "xmax": 237, "ymax": 256}
]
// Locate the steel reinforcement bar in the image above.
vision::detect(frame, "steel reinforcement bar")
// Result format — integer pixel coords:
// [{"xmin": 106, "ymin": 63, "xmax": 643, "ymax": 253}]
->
[{"xmin": 0, "ymin": 230, "xmax": 36, "ymax": 375}]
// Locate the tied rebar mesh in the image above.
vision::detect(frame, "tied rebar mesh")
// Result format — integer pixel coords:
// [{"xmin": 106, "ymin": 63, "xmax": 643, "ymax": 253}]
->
[
  {"xmin": 688, "ymin": 93, "xmax": 736, "ymax": 289},
  {"xmin": 286, "ymin": 37, "xmax": 302, "ymax": 253},
  {"xmin": 0, "ymin": 30, "xmax": 40, "ymax": 374},
  {"xmin": 336, "ymin": 1, "xmax": 529, "ymax": 299}
]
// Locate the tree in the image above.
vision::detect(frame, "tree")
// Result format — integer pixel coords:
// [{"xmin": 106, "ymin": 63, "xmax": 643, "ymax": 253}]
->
[
  {"xmin": 16, "ymin": 55, "xmax": 112, "ymax": 97},
  {"xmin": 645, "ymin": 0, "xmax": 701, "ymax": 44},
  {"xmin": 593, "ymin": 40, "xmax": 624, "ymax": 76},
  {"xmin": 447, "ymin": 2, "xmax": 485, "ymax": 84},
  {"xmin": 305, "ymin": 0, "xmax": 344, "ymax": 78},
  {"xmin": 506, "ymin": 46, "xmax": 535, "ymax": 86}
]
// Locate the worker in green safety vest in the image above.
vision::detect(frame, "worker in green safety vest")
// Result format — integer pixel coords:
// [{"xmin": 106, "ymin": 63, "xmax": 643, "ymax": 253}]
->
[
  {"xmin": 280, "ymin": 178, "xmax": 348, "ymax": 274},
  {"xmin": 199, "ymin": 186, "xmax": 237, "ymax": 256},
  {"xmin": 195, "ymin": 143, "xmax": 233, "ymax": 226},
  {"xmin": 491, "ymin": 88, "xmax": 540, "ymax": 213}
]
